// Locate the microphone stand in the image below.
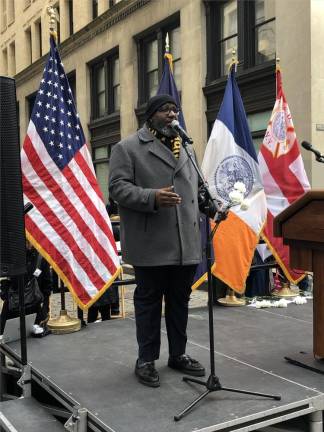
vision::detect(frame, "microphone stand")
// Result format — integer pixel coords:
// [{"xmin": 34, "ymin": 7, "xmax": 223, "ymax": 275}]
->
[{"xmin": 174, "ymin": 136, "xmax": 281, "ymax": 422}]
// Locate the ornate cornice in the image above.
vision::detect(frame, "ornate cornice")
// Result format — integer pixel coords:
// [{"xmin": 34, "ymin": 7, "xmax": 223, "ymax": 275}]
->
[{"xmin": 15, "ymin": 0, "xmax": 151, "ymax": 87}]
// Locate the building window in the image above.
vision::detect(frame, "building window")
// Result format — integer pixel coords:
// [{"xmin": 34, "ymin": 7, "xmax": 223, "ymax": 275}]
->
[
  {"xmin": 254, "ymin": 0, "xmax": 275, "ymax": 65},
  {"xmin": 112, "ymin": 57, "xmax": 120, "ymax": 111},
  {"xmin": 25, "ymin": 27, "xmax": 32, "ymax": 65},
  {"xmin": 135, "ymin": 13, "xmax": 180, "ymax": 106},
  {"xmin": 95, "ymin": 64, "xmax": 106, "ymax": 117},
  {"xmin": 89, "ymin": 51, "xmax": 121, "ymax": 199},
  {"xmin": 145, "ymin": 38, "xmax": 159, "ymax": 99},
  {"xmin": 219, "ymin": 0, "xmax": 237, "ymax": 76},
  {"xmin": 247, "ymin": 110, "xmax": 272, "ymax": 152},
  {"xmin": 92, "ymin": 0, "xmax": 98, "ymax": 19},
  {"xmin": 206, "ymin": 0, "xmax": 276, "ymax": 81},
  {"xmin": 93, "ymin": 146, "xmax": 110, "ymax": 204},
  {"xmin": 90, "ymin": 50, "xmax": 120, "ymax": 120},
  {"xmin": 35, "ymin": 19, "xmax": 42, "ymax": 59}
]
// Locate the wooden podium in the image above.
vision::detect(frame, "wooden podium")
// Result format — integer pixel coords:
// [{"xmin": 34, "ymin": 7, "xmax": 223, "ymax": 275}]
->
[{"xmin": 274, "ymin": 190, "xmax": 324, "ymax": 361}]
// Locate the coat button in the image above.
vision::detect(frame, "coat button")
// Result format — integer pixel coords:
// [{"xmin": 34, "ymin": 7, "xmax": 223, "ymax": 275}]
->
[
  {"xmin": 192, "ymin": 199, "xmax": 194, "ymax": 203},
  {"xmin": 194, "ymin": 222, "xmax": 196, "ymax": 226}
]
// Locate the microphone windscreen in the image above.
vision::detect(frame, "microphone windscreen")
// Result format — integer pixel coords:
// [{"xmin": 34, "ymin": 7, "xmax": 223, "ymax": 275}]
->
[{"xmin": 301, "ymin": 141, "xmax": 312, "ymax": 150}]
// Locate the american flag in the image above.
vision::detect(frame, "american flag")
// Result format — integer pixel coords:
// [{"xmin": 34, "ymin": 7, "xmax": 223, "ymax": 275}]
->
[{"xmin": 21, "ymin": 37, "xmax": 121, "ymax": 309}]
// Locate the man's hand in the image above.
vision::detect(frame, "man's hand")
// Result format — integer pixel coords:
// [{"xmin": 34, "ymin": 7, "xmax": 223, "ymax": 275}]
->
[{"xmin": 155, "ymin": 186, "xmax": 181, "ymax": 208}]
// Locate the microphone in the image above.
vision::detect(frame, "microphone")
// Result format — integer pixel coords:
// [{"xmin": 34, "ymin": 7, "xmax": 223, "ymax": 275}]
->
[
  {"xmin": 170, "ymin": 120, "xmax": 193, "ymax": 144},
  {"xmin": 301, "ymin": 141, "xmax": 324, "ymax": 161}
]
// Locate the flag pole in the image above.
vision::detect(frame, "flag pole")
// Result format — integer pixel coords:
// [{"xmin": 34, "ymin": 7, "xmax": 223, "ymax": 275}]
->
[{"xmin": 44, "ymin": 7, "xmax": 81, "ymax": 334}]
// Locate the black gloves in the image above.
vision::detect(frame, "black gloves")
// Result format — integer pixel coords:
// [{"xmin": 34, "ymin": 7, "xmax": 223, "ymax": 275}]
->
[{"xmin": 198, "ymin": 185, "xmax": 218, "ymax": 219}]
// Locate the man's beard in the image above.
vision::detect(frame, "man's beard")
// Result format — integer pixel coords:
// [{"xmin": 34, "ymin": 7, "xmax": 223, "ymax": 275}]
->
[{"xmin": 150, "ymin": 118, "xmax": 178, "ymax": 138}]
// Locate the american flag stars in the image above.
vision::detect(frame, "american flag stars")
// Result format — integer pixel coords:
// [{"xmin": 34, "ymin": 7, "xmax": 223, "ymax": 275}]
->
[{"xmin": 30, "ymin": 46, "xmax": 84, "ymax": 169}]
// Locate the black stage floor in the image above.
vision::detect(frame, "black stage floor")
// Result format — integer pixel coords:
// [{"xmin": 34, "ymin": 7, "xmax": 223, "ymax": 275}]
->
[{"xmin": 3, "ymin": 301, "xmax": 324, "ymax": 432}]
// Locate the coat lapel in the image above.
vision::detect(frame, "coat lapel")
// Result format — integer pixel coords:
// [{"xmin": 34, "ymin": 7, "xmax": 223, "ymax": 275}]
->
[
  {"xmin": 138, "ymin": 125, "xmax": 190, "ymax": 171},
  {"xmin": 138, "ymin": 126, "xmax": 177, "ymax": 169},
  {"xmin": 148, "ymin": 138, "xmax": 177, "ymax": 169},
  {"xmin": 174, "ymin": 143, "xmax": 189, "ymax": 174}
]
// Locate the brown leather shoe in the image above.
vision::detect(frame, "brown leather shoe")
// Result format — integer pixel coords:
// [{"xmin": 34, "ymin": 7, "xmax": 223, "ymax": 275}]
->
[
  {"xmin": 168, "ymin": 354, "xmax": 205, "ymax": 377},
  {"xmin": 135, "ymin": 359, "xmax": 160, "ymax": 387}
]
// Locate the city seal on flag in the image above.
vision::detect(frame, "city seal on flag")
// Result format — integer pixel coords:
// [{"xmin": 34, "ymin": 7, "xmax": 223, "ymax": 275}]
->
[
  {"xmin": 214, "ymin": 155, "xmax": 253, "ymax": 203},
  {"xmin": 272, "ymin": 110, "xmax": 286, "ymax": 143}
]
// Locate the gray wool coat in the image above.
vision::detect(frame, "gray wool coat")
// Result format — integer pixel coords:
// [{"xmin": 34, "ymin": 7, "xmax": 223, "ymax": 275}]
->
[{"xmin": 108, "ymin": 124, "xmax": 202, "ymax": 267}]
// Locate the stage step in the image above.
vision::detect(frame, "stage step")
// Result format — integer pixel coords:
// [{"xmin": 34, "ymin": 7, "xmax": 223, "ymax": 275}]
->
[
  {"xmin": 258, "ymin": 415, "xmax": 309, "ymax": 431},
  {"xmin": 0, "ymin": 397, "xmax": 65, "ymax": 432}
]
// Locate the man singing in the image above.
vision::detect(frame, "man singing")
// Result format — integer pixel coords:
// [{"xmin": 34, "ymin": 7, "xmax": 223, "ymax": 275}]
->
[{"xmin": 109, "ymin": 94, "xmax": 205, "ymax": 387}]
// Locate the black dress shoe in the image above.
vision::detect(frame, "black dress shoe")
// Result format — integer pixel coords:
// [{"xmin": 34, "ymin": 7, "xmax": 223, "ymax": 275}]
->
[
  {"xmin": 168, "ymin": 354, "xmax": 205, "ymax": 377},
  {"xmin": 135, "ymin": 359, "xmax": 160, "ymax": 387}
]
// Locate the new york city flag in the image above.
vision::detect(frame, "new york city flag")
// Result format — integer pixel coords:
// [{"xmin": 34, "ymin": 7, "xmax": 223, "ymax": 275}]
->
[{"xmin": 202, "ymin": 68, "xmax": 267, "ymax": 293}]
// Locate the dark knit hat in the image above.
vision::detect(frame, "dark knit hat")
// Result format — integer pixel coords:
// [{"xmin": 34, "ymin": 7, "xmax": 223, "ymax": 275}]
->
[{"xmin": 145, "ymin": 94, "xmax": 177, "ymax": 120}]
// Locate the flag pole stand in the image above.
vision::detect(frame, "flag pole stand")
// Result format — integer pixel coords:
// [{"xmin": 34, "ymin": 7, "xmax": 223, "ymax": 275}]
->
[
  {"xmin": 47, "ymin": 279, "xmax": 80, "ymax": 334},
  {"xmin": 274, "ymin": 282, "xmax": 298, "ymax": 298},
  {"xmin": 174, "ymin": 137, "xmax": 281, "ymax": 422},
  {"xmin": 217, "ymin": 288, "xmax": 245, "ymax": 306}
]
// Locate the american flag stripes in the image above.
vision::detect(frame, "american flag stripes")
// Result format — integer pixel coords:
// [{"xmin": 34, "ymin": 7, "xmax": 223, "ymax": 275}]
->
[{"xmin": 21, "ymin": 37, "xmax": 121, "ymax": 309}]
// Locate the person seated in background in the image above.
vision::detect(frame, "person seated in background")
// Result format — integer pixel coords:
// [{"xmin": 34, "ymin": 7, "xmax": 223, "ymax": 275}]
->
[
  {"xmin": 87, "ymin": 285, "xmax": 120, "ymax": 323},
  {"xmin": 245, "ymin": 249, "xmax": 272, "ymax": 298},
  {"xmin": 0, "ymin": 241, "xmax": 53, "ymax": 337}
]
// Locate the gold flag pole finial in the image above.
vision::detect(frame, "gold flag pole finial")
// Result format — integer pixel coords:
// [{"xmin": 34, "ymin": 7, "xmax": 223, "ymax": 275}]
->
[
  {"xmin": 164, "ymin": 32, "xmax": 173, "ymax": 72},
  {"xmin": 165, "ymin": 32, "xmax": 170, "ymax": 54},
  {"xmin": 276, "ymin": 57, "xmax": 281, "ymax": 72},
  {"xmin": 47, "ymin": 5, "xmax": 57, "ymax": 41},
  {"xmin": 228, "ymin": 48, "xmax": 238, "ymax": 75}
]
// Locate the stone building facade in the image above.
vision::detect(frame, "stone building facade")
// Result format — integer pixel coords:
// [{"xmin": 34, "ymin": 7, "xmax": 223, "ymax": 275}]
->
[{"xmin": 1, "ymin": 0, "xmax": 323, "ymax": 202}]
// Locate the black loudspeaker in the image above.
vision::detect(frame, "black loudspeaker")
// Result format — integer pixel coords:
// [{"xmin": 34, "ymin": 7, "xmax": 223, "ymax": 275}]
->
[{"xmin": 0, "ymin": 76, "xmax": 26, "ymax": 276}]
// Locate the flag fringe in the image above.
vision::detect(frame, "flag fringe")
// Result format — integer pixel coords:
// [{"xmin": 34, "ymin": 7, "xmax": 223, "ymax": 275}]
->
[
  {"xmin": 260, "ymin": 232, "xmax": 305, "ymax": 285},
  {"xmin": 26, "ymin": 230, "xmax": 122, "ymax": 310},
  {"xmin": 191, "ymin": 272, "xmax": 207, "ymax": 291}
]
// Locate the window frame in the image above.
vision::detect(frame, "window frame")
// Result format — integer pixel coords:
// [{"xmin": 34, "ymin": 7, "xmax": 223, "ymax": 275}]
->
[
  {"xmin": 205, "ymin": 0, "xmax": 275, "ymax": 83},
  {"xmin": 89, "ymin": 48, "xmax": 120, "ymax": 121},
  {"xmin": 135, "ymin": 12, "xmax": 180, "ymax": 107}
]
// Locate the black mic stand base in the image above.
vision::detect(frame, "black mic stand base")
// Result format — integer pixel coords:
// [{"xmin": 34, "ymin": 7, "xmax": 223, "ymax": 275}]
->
[{"xmin": 174, "ymin": 374, "xmax": 281, "ymax": 421}]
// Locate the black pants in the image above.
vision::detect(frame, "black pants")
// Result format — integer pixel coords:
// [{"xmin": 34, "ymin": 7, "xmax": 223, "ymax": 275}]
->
[
  {"xmin": 133, "ymin": 265, "xmax": 197, "ymax": 362},
  {"xmin": 87, "ymin": 305, "xmax": 111, "ymax": 323}
]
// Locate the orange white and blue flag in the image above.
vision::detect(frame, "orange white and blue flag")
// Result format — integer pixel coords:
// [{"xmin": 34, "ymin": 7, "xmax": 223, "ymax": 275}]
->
[
  {"xmin": 201, "ymin": 68, "xmax": 267, "ymax": 294},
  {"xmin": 258, "ymin": 69, "xmax": 310, "ymax": 283}
]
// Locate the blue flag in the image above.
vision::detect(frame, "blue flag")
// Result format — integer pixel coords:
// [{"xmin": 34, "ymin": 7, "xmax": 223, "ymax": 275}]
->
[
  {"xmin": 157, "ymin": 54, "xmax": 186, "ymax": 129},
  {"xmin": 156, "ymin": 53, "xmax": 211, "ymax": 290}
]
